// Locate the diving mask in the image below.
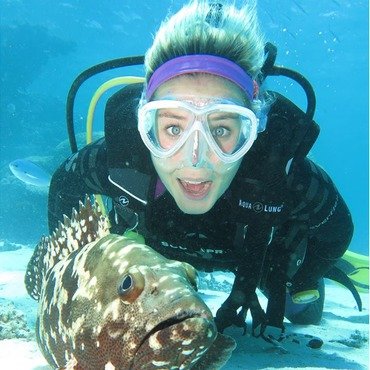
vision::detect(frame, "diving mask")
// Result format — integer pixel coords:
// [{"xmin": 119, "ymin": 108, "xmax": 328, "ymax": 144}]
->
[{"xmin": 138, "ymin": 99, "xmax": 258, "ymax": 163}]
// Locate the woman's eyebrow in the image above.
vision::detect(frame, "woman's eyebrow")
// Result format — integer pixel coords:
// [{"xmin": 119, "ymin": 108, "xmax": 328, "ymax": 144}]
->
[{"xmin": 158, "ymin": 110, "xmax": 188, "ymax": 119}]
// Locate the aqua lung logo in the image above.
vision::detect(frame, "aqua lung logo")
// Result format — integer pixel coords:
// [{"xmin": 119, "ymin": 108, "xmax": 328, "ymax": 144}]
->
[
  {"xmin": 238, "ymin": 199, "xmax": 283, "ymax": 213},
  {"xmin": 118, "ymin": 195, "xmax": 129, "ymax": 207},
  {"xmin": 253, "ymin": 202, "xmax": 263, "ymax": 213}
]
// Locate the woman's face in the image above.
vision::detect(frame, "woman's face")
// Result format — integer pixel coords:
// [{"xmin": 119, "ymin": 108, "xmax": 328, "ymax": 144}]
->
[{"xmin": 151, "ymin": 74, "xmax": 247, "ymax": 214}]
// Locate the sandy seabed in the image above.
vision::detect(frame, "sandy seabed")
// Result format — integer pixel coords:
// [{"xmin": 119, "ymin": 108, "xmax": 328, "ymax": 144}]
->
[{"xmin": 0, "ymin": 246, "xmax": 368, "ymax": 370}]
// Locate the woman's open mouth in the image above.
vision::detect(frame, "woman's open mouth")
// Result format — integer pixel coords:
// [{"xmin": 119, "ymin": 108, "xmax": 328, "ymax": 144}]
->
[{"xmin": 178, "ymin": 179, "xmax": 212, "ymax": 199}]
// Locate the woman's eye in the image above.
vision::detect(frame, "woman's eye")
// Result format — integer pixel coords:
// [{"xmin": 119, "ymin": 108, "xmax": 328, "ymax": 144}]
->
[
  {"xmin": 166, "ymin": 125, "xmax": 182, "ymax": 136},
  {"xmin": 212, "ymin": 126, "xmax": 229, "ymax": 137}
]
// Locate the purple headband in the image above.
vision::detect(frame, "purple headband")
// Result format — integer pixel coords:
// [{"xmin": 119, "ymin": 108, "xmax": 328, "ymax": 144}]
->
[{"xmin": 146, "ymin": 54, "xmax": 254, "ymax": 100}]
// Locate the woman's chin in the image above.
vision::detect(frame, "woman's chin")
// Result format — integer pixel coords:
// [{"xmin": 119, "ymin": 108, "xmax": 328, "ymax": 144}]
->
[{"xmin": 177, "ymin": 200, "xmax": 213, "ymax": 215}]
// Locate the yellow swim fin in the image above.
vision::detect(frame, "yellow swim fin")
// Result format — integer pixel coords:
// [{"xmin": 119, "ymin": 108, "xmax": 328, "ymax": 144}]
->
[{"xmin": 336, "ymin": 250, "xmax": 369, "ymax": 292}]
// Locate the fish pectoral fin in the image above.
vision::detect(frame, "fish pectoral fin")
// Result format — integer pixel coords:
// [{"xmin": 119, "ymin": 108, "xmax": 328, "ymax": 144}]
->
[{"xmin": 192, "ymin": 333, "xmax": 236, "ymax": 370}]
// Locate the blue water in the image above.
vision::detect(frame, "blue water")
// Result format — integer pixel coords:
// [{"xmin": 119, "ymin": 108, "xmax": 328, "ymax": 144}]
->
[{"xmin": 0, "ymin": 0, "xmax": 368, "ymax": 254}]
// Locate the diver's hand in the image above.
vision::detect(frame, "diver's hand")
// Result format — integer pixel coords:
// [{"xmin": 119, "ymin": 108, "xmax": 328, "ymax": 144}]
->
[
  {"xmin": 253, "ymin": 323, "xmax": 286, "ymax": 343},
  {"xmin": 215, "ymin": 305, "xmax": 247, "ymax": 334},
  {"xmin": 253, "ymin": 323, "xmax": 288, "ymax": 353},
  {"xmin": 215, "ymin": 292, "xmax": 267, "ymax": 335}
]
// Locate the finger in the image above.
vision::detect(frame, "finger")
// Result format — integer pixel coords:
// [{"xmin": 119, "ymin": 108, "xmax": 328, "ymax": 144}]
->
[{"xmin": 261, "ymin": 334, "xmax": 289, "ymax": 354}]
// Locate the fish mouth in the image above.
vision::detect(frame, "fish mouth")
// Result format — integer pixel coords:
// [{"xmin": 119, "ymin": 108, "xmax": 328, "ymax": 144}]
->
[
  {"xmin": 139, "ymin": 311, "xmax": 202, "ymax": 346},
  {"xmin": 133, "ymin": 311, "xmax": 216, "ymax": 369}
]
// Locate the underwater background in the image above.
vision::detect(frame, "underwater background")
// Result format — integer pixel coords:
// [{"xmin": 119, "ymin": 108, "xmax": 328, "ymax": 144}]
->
[{"xmin": 0, "ymin": 0, "xmax": 368, "ymax": 255}]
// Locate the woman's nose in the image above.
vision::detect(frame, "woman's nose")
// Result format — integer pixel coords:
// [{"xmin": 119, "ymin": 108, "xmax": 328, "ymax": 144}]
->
[{"xmin": 191, "ymin": 131, "xmax": 200, "ymax": 167}]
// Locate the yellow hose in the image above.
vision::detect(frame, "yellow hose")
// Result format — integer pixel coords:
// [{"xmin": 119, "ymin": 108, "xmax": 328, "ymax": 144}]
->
[{"xmin": 85, "ymin": 76, "xmax": 145, "ymax": 218}]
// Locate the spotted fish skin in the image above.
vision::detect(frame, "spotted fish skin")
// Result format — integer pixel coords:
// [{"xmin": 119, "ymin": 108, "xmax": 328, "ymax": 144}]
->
[{"xmin": 25, "ymin": 199, "xmax": 235, "ymax": 369}]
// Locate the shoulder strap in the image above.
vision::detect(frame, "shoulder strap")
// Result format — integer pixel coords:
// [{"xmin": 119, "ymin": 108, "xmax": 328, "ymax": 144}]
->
[
  {"xmin": 265, "ymin": 91, "xmax": 320, "ymax": 162},
  {"xmin": 105, "ymin": 83, "xmax": 156, "ymax": 208},
  {"xmin": 105, "ymin": 82, "xmax": 151, "ymax": 172},
  {"xmin": 258, "ymin": 42, "xmax": 320, "ymax": 163}
]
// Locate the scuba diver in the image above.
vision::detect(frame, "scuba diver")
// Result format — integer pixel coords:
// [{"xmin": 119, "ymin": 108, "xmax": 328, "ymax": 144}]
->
[{"xmin": 48, "ymin": 0, "xmax": 362, "ymax": 343}]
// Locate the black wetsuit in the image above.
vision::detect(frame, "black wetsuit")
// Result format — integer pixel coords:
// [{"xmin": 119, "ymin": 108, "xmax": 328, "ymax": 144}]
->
[{"xmin": 48, "ymin": 84, "xmax": 353, "ymax": 328}]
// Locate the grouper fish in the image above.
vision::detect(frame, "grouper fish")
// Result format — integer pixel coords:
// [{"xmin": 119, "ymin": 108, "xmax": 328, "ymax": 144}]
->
[{"xmin": 25, "ymin": 198, "xmax": 236, "ymax": 369}]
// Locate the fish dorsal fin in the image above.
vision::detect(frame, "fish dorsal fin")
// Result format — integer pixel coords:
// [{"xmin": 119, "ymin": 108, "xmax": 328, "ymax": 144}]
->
[{"xmin": 24, "ymin": 197, "xmax": 110, "ymax": 300}]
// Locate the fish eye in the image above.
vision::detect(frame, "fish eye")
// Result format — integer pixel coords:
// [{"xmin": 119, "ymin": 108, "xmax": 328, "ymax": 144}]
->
[
  {"xmin": 118, "ymin": 275, "xmax": 133, "ymax": 296},
  {"xmin": 118, "ymin": 271, "xmax": 145, "ymax": 304}
]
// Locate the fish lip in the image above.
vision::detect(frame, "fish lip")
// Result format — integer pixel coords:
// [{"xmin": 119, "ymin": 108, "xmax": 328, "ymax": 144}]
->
[
  {"xmin": 132, "ymin": 310, "xmax": 216, "ymax": 368},
  {"xmin": 140, "ymin": 310, "xmax": 203, "ymax": 345},
  {"xmin": 135, "ymin": 310, "xmax": 209, "ymax": 354}
]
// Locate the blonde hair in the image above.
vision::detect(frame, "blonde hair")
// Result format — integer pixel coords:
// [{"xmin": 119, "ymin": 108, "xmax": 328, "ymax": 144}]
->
[{"xmin": 145, "ymin": 0, "xmax": 265, "ymax": 82}]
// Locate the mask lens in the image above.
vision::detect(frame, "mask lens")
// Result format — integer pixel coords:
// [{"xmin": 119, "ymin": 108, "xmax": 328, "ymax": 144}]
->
[
  {"xmin": 140, "ymin": 105, "xmax": 194, "ymax": 154},
  {"xmin": 154, "ymin": 107, "xmax": 194, "ymax": 150},
  {"xmin": 207, "ymin": 111, "xmax": 254, "ymax": 155}
]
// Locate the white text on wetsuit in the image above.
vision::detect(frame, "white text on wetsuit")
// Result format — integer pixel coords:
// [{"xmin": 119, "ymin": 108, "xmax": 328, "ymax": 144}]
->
[{"xmin": 238, "ymin": 199, "xmax": 283, "ymax": 213}]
